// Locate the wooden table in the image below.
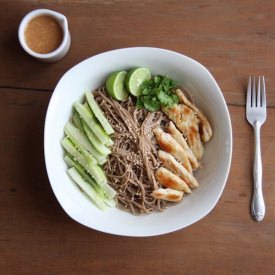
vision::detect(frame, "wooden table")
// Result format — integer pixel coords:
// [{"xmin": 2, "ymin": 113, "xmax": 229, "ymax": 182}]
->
[{"xmin": 1, "ymin": 1, "xmax": 275, "ymax": 274}]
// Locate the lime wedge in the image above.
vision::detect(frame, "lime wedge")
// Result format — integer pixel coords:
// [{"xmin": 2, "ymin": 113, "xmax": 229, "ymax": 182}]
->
[
  {"xmin": 125, "ymin": 67, "xmax": 151, "ymax": 96},
  {"xmin": 106, "ymin": 71, "xmax": 128, "ymax": 101}
]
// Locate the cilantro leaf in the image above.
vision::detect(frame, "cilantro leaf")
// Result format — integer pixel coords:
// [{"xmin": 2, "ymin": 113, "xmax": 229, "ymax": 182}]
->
[
  {"xmin": 137, "ymin": 75, "xmax": 178, "ymax": 112},
  {"xmin": 136, "ymin": 97, "xmax": 144, "ymax": 109}
]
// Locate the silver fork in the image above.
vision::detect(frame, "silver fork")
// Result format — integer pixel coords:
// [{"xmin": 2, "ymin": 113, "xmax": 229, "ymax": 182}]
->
[{"xmin": 246, "ymin": 76, "xmax": 267, "ymax": 221}]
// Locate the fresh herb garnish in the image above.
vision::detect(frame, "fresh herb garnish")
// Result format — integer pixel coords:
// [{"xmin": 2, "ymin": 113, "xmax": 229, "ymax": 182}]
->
[{"xmin": 136, "ymin": 75, "xmax": 178, "ymax": 111}]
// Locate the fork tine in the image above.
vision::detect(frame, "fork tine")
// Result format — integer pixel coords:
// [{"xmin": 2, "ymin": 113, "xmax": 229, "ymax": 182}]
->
[
  {"xmin": 247, "ymin": 76, "xmax": 251, "ymax": 107},
  {"xmin": 252, "ymin": 76, "xmax": 256, "ymax": 107},
  {"xmin": 257, "ymin": 76, "xmax": 261, "ymax": 107},
  {"xmin": 261, "ymin": 76, "xmax": 266, "ymax": 107}
]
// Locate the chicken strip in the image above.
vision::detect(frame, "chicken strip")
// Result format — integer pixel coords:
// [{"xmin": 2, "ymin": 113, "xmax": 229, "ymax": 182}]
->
[
  {"xmin": 175, "ymin": 89, "xmax": 212, "ymax": 143},
  {"xmin": 163, "ymin": 104, "xmax": 204, "ymax": 160},
  {"xmin": 151, "ymin": 188, "xmax": 184, "ymax": 202},
  {"xmin": 153, "ymin": 128, "xmax": 192, "ymax": 173},
  {"xmin": 158, "ymin": 150, "xmax": 199, "ymax": 188},
  {"xmin": 167, "ymin": 121, "xmax": 199, "ymax": 170},
  {"xmin": 155, "ymin": 167, "xmax": 191, "ymax": 193}
]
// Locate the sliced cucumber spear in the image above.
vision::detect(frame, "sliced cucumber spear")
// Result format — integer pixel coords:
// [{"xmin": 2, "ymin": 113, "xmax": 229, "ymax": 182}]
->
[
  {"xmin": 83, "ymin": 103, "xmax": 114, "ymax": 147},
  {"xmin": 85, "ymin": 91, "xmax": 114, "ymax": 135},
  {"xmin": 62, "ymin": 91, "xmax": 119, "ymax": 211},
  {"xmin": 61, "ymin": 137, "xmax": 97, "ymax": 166},
  {"xmin": 72, "ymin": 111, "xmax": 111, "ymax": 157},
  {"xmin": 81, "ymin": 118, "xmax": 111, "ymax": 156},
  {"xmin": 65, "ymin": 154, "xmax": 116, "ymax": 206},
  {"xmin": 61, "ymin": 137, "xmax": 105, "ymax": 184},
  {"xmin": 87, "ymin": 164, "xmax": 116, "ymax": 199},
  {"xmin": 64, "ymin": 122, "xmax": 106, "ymax": 165},
  {"xmin": 72, "ymin": 110, "xmax": 83, "ymax": 131},
  {"xmin": 74, "ymin": 102, "xmax": 113, "ymax": 146},
  {"xmin": 62, "ymin": 138, "xmax": 115, "ymax": 198},
  {"xmin": 67, "ymin": 167, "xmax": 107, "ymax": 211},
  {"xmin": 64, "ymin": 154, "xmax": 101, "ymax": 192}
]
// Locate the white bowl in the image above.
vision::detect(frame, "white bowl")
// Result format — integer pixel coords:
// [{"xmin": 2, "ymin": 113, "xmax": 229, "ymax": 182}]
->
[{"xmin": 44, "ymin": 47, "xmax": 232, "ymax": 236}]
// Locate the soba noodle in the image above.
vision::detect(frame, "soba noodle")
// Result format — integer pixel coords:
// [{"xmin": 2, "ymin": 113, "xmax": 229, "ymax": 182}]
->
[{"xmin": 93, "ymin": 87, "xmax": 172, "ymax": 214}]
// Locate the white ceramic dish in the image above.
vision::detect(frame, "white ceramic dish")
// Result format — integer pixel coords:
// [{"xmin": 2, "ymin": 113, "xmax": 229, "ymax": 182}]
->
[
  {"xmin": 44, "ymin": 47, "xmax": 232, "ymax": 237},
  {"xmin": 18, "ymin": 9, "xmax": 71, "ymax": 62}
]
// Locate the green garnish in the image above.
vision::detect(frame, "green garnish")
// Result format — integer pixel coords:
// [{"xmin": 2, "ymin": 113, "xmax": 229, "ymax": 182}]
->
[{"xmin": 136, "ymin": 75, "xmax": 178, "ymax": 111}]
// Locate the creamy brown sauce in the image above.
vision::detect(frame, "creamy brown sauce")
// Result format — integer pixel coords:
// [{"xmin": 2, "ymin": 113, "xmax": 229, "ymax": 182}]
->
[{"xmin": 25, "ymin": 15, "xmax": 63, "ymax": 54}]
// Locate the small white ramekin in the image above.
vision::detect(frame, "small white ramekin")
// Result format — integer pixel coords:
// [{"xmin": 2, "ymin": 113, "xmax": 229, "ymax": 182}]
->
[{"xmin": 18, "ymin": 9, "xmax": 71, "ymax": 63}]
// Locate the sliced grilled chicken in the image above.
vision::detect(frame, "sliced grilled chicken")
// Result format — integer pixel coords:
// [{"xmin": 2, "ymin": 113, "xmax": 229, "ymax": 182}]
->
[
  {"xmin": 151, "ymin": 188, "xmax": 184, "ymax": 202},
  {"xmin": 158, "ymin": 150, "xmax": 199, "ymax": 188},
  {"xmin": 153, "ymin": 128, "xmax": 192, "ymax": 173},
  {"xmin": 155, "ymin": 167, "xmax": 191, "ymax": 193},
  {"xmin": 167, "ymin": 121, "xmax": 199, "ymax": 170},
  {"xmin": 163, "ymin": 104, "xmax": 204, "ymax": 160},
  {"xmin": 175, "ymin": 89, "xmax": 212, "ymax": 143}
]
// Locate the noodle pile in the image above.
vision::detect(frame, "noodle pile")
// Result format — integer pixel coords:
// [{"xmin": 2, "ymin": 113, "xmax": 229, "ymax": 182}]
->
[{"xmin": 93, "ymin": 87, "xmax": 171, "ymax": 214}]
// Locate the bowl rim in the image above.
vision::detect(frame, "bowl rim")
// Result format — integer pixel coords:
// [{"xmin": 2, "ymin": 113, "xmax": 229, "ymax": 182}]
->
[{"xmin": 44, "ymin": 47, "xmax": 232, "ymax": 237}]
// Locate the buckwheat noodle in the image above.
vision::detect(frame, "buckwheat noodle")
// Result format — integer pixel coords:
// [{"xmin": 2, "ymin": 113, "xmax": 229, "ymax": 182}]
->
[{"xmin": 93, "ymin": 88, "xmax": 171, "ymax": 215}]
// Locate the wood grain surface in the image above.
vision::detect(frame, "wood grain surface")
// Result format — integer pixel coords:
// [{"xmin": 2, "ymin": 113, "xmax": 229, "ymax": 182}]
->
[{"xmin": 1, "ymin": 0, "xmax": 275, "ymax": 274}]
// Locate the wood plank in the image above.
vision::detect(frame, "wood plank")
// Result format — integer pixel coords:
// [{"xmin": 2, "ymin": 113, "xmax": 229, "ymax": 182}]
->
[
  {"xmin": 1, "ymin": 0, "xmax": 275, "ymax": 105},
  {"xmin": 0, "ymin": 88, "xmax": 275, "ymax": 274}
]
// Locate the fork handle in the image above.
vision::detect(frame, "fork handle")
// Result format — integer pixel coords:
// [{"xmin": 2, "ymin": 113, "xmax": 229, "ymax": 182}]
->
[{"xmin": 251, "ymin": 121, "xmax": 265, "ymax": 221}]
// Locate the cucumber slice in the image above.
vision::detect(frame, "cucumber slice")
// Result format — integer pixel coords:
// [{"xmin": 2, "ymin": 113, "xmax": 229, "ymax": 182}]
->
[
  {"xmin": 65, "ymin": 155, "xmax": 116, "ymax": 205},
  {"xmin": 72, "ymin": 111, "xmax": 112, "ymax": 155},
  {"xmin": 85, "ymin": 91, "xmax": 114, "ymax": 135},
  {"xmin": 64, "ymin": 122, "xmax": 106, "ymax": 163},
  {"xmin": 98, "ymin": 157, "xmax": 107, "ymax": 165},
  {"xmin": 83, "ymin": 103, "xmax": 114, "ymax": 147},
  {"xmin": 81, "ymin": 118, "xmax": 111, "ymax": 156},
  {"xmin": 72, "ymin": 110, "xmax": 83, "ymax": 131},
  {"xmin": 61, "ymin": 138, "xmax": 114, "ymax": 197},
  {"xmin": 83, "ymin": 103, "xmax": 114, "ymax": 146},
  {"xmin": 65, "ymin": 154, "xmax": 98, "ymax": 188},
  {"xmin": 61, "ymin": 137, "xmax": 97, "ymax": 166},
  {"xmin": 87, "ymin": 164, "xmax": 116, "ymax": 198},
  {"xmin": 65, "ymin": 154, "xmax": 103, "ymax": 196},
  {"xmin": 67, "ymin": 167, "xmax": 107, "ymax": 211},
  {"xmin": 74, "ymin": 102, "xmax": 110, "ymax": 145},
  {"xmin": 104, "ymin": 197, "xmax": 117, "ymax": 207},
  {"xmin": 105, "ymin": 137, "xmax": 114, "ymax": 147}
]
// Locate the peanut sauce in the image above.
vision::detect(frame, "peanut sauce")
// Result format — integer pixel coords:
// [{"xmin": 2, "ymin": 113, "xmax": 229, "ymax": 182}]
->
[{"xmin": 25, "ymin": 15, "xmax": 63, "ymax": 54}]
